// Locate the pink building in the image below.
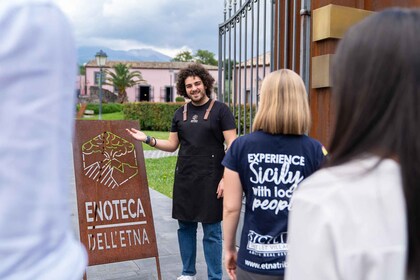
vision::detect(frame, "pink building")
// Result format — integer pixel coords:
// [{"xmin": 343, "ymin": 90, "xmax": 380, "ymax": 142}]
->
[
  {"xmin": 233, "ymin": 52, "xmax": 271, "ymax": 105},
  {"xmin": 79, "ymin": 61, "xmax": 218, "ymax": 102}
]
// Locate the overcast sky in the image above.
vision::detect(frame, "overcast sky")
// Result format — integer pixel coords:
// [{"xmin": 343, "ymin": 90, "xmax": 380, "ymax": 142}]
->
[{"xmin": 52, "ymin": 0, "xmax": 226, "ymax": 58}]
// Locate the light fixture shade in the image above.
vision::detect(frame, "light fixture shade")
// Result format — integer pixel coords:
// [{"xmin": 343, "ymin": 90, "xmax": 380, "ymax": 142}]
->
[{"xmin": 95, "ymin": 50, "xmax": 108, "ymax": 66}]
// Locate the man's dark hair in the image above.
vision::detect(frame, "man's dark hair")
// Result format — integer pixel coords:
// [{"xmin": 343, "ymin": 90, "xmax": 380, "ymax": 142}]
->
[{"xmin": 176, "ymin": 63, "xmax": 215, "ymax": 98}]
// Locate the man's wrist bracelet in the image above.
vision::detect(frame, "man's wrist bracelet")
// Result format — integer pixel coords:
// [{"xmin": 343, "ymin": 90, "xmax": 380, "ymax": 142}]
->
[
  {"xmin": 144, "ymin": 135, "xmax": 151, "ymax": 144},
  {"xmin": 150, "ymin": 137, "xmax": 157, "ymax": 147}
]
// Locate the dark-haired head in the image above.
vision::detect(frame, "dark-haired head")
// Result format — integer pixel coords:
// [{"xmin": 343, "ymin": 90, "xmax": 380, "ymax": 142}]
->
[
  {"xmin": 329, "ymin": 8, "xmax": 420, "ymax": 278},
  {"xmin": 176, "ymin": 63, "xmax": 215, "ymax": 98}
]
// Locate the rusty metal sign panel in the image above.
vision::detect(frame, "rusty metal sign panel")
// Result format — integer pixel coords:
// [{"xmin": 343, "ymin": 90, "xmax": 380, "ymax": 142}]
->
[{"xmin": 73, "ymin": 120, "xmax": 159, "ymax": 267}]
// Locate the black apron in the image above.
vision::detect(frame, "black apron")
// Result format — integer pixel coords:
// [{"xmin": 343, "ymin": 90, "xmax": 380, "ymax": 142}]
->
[{"xmin": 172, "ymin": 100, "xmax": 225, "ymax": 223}]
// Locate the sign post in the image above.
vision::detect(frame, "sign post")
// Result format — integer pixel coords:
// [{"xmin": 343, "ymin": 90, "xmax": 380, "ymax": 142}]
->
[{"xmin": 73, "ymin": 120, "xmax": 161, "ymax": 279}]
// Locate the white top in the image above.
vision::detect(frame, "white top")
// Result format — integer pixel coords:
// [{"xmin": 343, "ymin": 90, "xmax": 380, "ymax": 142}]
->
[
  {"xmin": 285, "ymin": 156, "xmax": 407, "ymax": 280},
  {"xmin": 0, "ymin": 1, "xmax": 87, "ymax": 279}
]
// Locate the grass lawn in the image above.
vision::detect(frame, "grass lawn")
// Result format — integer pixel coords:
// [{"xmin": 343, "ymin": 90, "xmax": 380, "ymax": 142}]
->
[
  {"xmin": 141, "ymin": 131, "xmax": 171, "ymax": 151},
  {"xmin": 83, "ymin": 111, "xmax": 124, "ymax": 120},
  {"xmin": 145, "ymin": 156, "xmax": 176, "ymax": 198},
  {"xmin": 143, "ymin": 131, "xmax": 175, "ymax": 198}
]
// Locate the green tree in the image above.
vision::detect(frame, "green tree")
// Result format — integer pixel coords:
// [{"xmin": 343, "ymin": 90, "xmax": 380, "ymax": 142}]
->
[
  {"xmin": 171, "ymin": 50, "xmax": 194, "ymax": 62},
  {"xmin": 223, "ymin": 59, "xmax": 237, "ymax": 79},
  {"xmin": 171, "ymin": 49, "xmax": 218, "ymax": 66},
  {"xmin": 195, "ymin": 49, "xmax": 218, "ymax": 66},
  {"xmin": 78, "ymin": 64, "xmax": 86, "ymax": 75},
  {"xmin": 104, "ymin": 63, "xmax": 144, "ymax": 103}
]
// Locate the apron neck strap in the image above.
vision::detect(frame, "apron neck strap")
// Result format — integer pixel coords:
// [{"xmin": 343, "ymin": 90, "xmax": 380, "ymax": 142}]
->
[
  {"xmin": 183, "ymin": 99, "xmax": 216, "ymax": 122},
  {"xmin": 204, "ymin": 99, "xmax": 216, "ymax": 120},
  {"xmin": 183, "ymin": 103, "xmax": 188, "ymax": 121}
]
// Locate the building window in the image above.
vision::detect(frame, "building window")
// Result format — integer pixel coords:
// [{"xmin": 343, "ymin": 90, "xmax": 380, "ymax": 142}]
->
[
  {"xmin": 246, "ymin": 90, "xmax": 251, "ymax": 104},
  {"xmin": 94, "ymin": 71, "xmax": 106, "ymax": 85}
]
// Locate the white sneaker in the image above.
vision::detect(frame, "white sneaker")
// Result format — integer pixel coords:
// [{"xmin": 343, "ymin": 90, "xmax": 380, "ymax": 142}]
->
[{"xmin": 177, "ymin": 276, "xmax": 196, "ymax": 280}]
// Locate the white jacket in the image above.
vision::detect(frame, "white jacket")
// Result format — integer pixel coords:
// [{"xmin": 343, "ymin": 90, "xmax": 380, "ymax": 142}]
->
[
  {"xmin": 0, "ymin": 1, "xmax": 87, "ymax": 279},
  {"xmin": 285, "ymin": 156, "xmax": 407, "ymax": 280}
]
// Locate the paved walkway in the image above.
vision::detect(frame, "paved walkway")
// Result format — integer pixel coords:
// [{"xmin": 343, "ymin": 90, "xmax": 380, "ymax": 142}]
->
[
  {"xmin": 143, "ymin": 150, "xmax": 178, "ymax": 159},
  {"xmin": 70, "ymin": 149, "xmax": 229, "ymax": 280}
]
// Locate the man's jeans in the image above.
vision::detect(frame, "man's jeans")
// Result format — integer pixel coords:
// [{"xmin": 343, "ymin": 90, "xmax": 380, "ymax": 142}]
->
[{"xmin": 177, "ymin": 220, "xmax": 223, "ymax": 280}]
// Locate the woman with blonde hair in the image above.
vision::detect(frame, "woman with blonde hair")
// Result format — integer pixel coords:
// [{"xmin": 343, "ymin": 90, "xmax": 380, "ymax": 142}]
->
[{"xmin": 222, "ymin": 69, "xmax": 327, "ymax": 279}]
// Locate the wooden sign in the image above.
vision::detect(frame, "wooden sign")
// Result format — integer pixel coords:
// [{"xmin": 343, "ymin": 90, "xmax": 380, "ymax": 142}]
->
[{"xmin": 73, "ymin": 120, "xmax": 161, "ymax": 278}]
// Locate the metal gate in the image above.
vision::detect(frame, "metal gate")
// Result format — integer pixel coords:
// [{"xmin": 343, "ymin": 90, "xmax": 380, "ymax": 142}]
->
[{"xmin": 218, "ymin": 0, "xmax": 311, "ymax": 135}]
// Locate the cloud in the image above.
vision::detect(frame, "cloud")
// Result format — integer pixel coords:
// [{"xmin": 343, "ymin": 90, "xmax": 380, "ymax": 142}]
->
[{"xmin": 53, "ymin": 0, "xmax": 224, "ymax": 57}]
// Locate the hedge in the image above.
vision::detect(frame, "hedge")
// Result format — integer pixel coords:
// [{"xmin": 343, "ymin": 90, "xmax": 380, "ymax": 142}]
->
[
  {"xmin": 123, "ymin": 102, "xmax": 184, "ymax": 131},
  {"xmin": 231, "ymin": 104, "xmax": 257, "ymax": 134},
  {"xmin": 123, "ymin": 101, "xmax": 256, "ymax": 133}
]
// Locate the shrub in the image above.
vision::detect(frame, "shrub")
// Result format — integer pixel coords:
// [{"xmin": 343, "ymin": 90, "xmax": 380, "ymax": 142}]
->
[
  {"xmin": 123, "ymin": 102, "xmax": 256, "ymax": 134},
  {"xmin": 231, "ymin": 104, "xmax": 257, "ymax": 134},
  {"xmin": 123, "ymin": 102, "xmax": 184, "ymax": 131}
]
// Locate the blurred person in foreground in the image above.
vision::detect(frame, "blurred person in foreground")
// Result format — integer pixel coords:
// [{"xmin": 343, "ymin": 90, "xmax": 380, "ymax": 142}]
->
[
  {"xmin": 127, "ymin": 63, "xmax": 237, "ymax": 280},
  {"xmin": 0, "ymin": 0, "xmax": 87, "ymax": 279},
  {"xmin": 285, "ymin": 8, "xmax": 420, "ymax": 280},
  {"xmin": 222, "ymin": 69, "xmax": 327, "ymax": 280}
]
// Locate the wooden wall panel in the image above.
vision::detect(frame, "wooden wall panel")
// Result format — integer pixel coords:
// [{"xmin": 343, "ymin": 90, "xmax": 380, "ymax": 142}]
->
[
  {"xmin": 272, "ymin": 0, "xmax": 419, "ymax": 147},
  {"xmin": 308, "ymin": 0, "xmax": 419, "ymax": 148},
  {"xmin": 313, "ymin": 0, "xmax": 419, "ymax": 9}
]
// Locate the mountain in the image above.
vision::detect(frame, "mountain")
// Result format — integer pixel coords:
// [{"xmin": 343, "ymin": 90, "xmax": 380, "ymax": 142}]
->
[{"xmin": 77, "ymin": 46, "xmax": 172, "ymax": 65}]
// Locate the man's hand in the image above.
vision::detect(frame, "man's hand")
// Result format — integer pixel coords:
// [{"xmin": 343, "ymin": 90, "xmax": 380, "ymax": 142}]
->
[
  {"xmin": 126, "ymin": 128, "xmax": 146, "ymax": 142},
  {"xmin": 216, "ymin": 178, "xmax": 224, "ymax": 198}
]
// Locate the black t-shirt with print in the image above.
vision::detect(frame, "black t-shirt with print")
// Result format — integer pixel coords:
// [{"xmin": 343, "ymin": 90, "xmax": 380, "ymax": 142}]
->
[{"xmin": 222, "ymin": 130, "xmax": 325, "ymax": 275}]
